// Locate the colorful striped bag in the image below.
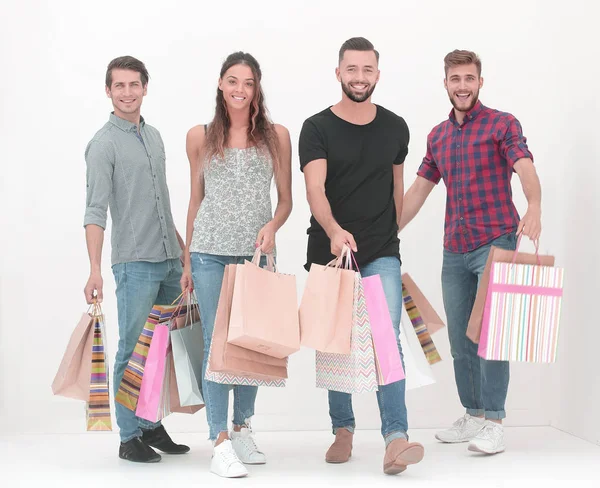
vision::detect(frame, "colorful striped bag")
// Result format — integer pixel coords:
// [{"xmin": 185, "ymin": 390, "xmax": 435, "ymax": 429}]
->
[
  {"xmin": 478, "ymin": 244, "xmax": 564, "ymax": 363},
  {"xmin": 315, "ymin": 273, "xmax": 378, "ymax": 394},
  {"xmin": 402, "ymin": 283, "xmax": 442, "ymax": 365},
  {"xmin": 115, "ymin": 303, "xmax": 186, "ymax": 411},
  {"xmin": 86, "ymin": 315, "xmax": 112, "ymax": 431}
]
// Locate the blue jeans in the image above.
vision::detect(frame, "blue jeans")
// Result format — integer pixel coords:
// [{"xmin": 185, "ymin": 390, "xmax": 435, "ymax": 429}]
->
[
  {"xmin": 329, "ymin": 256, "xmax": 408, "ymax": 446},
  {"xmin": 191, "ymin": 252, "xmax": 266, "ymax": 441},
  {"xmin": 441, "ymin": 232, "xmax": 517, "ymax": 420},
  {"xmin": 111, "ymin": 259, "xmax": 183, "ymax": 442}
]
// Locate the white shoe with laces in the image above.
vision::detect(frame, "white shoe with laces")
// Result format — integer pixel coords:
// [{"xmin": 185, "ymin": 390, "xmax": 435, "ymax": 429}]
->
[
  {"xmin": 468, "ymin": 420, "xmax": 506, "ymax": 454},
  {"xmin": 435, "ymin": 414, "xmax": 485, "ymax": 443},
  {"xmin": 230, "ymin": 427, "xmax": 267, "ymax": 464},
  {"xmin": 210, "ymin": 440, "xmax": 248, "ymax": 478}
]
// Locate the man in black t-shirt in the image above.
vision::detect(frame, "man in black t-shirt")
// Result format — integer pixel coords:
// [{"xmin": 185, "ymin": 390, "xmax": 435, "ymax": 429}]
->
[{"xmin": 298, "ymin": 37, "xmax": 424, "ymax": 476}]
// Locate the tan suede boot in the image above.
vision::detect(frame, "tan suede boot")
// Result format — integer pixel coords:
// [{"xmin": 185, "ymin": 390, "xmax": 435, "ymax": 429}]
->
[
  {"xmin": 383, "ymin": 438, "xmax": 424, "ymax": 475},
  {"xmin": 325, "ymin": 428, "xmax": 353, "ymax": 463}
]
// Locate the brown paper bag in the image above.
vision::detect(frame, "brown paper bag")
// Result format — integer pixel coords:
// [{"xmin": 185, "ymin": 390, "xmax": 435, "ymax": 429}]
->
[
  {"xmin": 466, "ymin": 246, "xmax": 555, "ymax": 344},
  {"xmin": 209, "ymin": 264, "xmax": 288, "ymax": 380},
  {"xmin": 52, "ymin": 313, "xmax": 95, "ymax": 400},
  {"xmin": 227, "ymin": 254, "xmax": 300, "ymax": 359},
  {"xmin": 299, "ymin": 263, "xmax": 354, "ymax": 354},
  {"xmin": 401, "ymin": 273, "xmax": 445, "ymax": 335}
]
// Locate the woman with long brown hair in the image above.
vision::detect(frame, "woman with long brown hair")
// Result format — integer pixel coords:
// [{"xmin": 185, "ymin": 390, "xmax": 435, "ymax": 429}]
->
[{"xmin": 180, "ymin": 52, "xmax": 292, "ymax": 478}]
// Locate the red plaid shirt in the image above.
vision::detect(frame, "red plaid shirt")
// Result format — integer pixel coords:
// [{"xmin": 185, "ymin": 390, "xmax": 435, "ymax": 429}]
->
[{"xmin": 418, "ymin": 101, "xmax": 533, "ymax": 253}]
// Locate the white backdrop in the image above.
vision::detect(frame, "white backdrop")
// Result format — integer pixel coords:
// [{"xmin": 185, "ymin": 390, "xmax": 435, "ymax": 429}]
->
[{"xmin": 1, "ymin": 0, "xmax": 597, "ymax": 444}]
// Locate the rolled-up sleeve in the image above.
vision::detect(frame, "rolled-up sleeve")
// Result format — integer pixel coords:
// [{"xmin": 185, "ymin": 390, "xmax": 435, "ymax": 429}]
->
[
  {"xmin": 417, "ymin": 134, "xmax": 442, "ymax": 184},
  {"xmin": 498, "ymin": 116, "xmax": 533, "ymax": 169},
  {"xmin": 84, "ymin": 140, "xmax": 114, "ymax": 229}
]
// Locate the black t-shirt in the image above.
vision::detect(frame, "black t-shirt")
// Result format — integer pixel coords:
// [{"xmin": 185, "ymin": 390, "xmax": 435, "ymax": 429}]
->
[{"xmin": 299, "ymin": 105, "xmax": 409, "ymax": 270}]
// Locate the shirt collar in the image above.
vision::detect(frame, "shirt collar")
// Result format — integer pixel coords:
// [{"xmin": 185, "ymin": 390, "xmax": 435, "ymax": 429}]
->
[
  {"xmin": 109, "ymin": 112, "xmax": 145, "ymax": 132},
  {"xmin": 448, "ymin": 100, "xmax": 484, "ymax": 126}
]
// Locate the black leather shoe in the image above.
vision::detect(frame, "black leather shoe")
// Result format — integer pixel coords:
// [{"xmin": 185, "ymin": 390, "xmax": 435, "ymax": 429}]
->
[
  {"xmin": 119, "ymin": 437, "xmax": 161, "ymax": 463},
  {"xmin": 141, "ymin": 425, "xmax": 190, "ymax": 454}
]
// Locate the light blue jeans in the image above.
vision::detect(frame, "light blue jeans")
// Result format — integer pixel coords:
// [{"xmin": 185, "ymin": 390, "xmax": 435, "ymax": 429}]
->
[
  {"xmin": 191, "ymin": 252, "xmax": 267, "ymax": 441},
  {"xmin": 112, "ymin": 259, "xmax": 183, "ymax": 442},
  {"xmin": 328, "ymin": 256, "xmax": 408, "ymax": 446},
  {"xmin": 441, "ymin": 232, "xmax": 517, "ymax": 419}
]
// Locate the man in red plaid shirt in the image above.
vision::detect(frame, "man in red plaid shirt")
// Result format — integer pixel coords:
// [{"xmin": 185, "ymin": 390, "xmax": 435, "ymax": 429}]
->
[{"xmin": 400, "ymin": 50, "xmax": 542, "ymax": 455}]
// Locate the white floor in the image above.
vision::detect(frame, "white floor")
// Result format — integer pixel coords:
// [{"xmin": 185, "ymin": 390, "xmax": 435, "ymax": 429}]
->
[{"xmin": 1, "ymin": 427, "xmax": 598, "ymax": 487}]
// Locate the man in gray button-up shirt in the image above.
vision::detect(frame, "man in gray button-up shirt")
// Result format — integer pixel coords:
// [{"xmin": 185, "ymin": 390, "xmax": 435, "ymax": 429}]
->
[{"xmin": 83, "ymin": 56, "xmax": 189, "ymax": 463}]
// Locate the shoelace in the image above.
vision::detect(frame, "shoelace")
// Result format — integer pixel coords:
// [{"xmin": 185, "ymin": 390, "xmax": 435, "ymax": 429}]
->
[
  {"xmin": 451, "ymin": 415, "xmax": 470, "ymax": 430},
  {"xmin": 476, "ymin": 423, "xmax": 498, "ymax": 441},
  {"xmin": 240, "ymin": 434, "xmax": 262, "ymax": 454},
  {"xmin": 220, "ymin": 445, "xmax": 243, "ymax": 467}
]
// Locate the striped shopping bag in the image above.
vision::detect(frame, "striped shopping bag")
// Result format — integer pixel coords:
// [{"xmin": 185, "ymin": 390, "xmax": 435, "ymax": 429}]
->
[
  {"xmin": 402, "ymin": 284, "xmax": 442, "ymax": 365},
  {"xmin": 315, "ymin": 273, "xmax": 378, "ymax": 394},
  {"xmin": 86, "ymin": 316, "xmax": 112, "ymax": 431},
  {"xmin": 479, "ymin": 261, "xmax": 564, "ymax": 363},
  {"xmin": 115, "ymin": 304, "xmax": 183, "ymax": 411}
]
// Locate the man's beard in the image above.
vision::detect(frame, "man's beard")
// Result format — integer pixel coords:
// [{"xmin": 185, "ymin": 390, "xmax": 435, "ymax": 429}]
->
[
  {"xmin": 341, "ymin": 80, "xmax": 376, "ymax": 103},
  {"xmin": 449, "ymin": 89, "xmax": 479, "ymax": 113}
]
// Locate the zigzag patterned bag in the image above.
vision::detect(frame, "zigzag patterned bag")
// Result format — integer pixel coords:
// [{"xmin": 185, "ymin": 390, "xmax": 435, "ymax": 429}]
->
[{"xmin": 315, "ymin": 273, "xmax": 378, "ymax": 394}]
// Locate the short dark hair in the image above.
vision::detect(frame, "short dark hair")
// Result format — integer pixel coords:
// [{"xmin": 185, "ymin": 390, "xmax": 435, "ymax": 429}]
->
[
  {"xmin": 338, "ymin": 37, "xmax": 379, "ymax": 64},
  {"xmin": 105, "ymin": 56, "xmax": 150, "ymax": 88},
  {"xmin": 444, "ymin": 50, "xmax": 482, "ymax": 77}
]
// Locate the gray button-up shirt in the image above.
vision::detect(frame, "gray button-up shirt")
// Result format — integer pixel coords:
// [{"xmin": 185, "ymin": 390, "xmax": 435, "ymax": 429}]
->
[{"xmin": 84, "ymin": 113, "xmax": 181, "ymax": 265}]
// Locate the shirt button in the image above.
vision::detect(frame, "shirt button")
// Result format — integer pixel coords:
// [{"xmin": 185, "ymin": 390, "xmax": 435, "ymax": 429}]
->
[
  {"xmin": 164, "ymin": 235, "xmax": 167, "ymax": 239},
  {"xmin": 157, "ymin": 197, "xmax": 160, "ymax": 200},
  {"xmin": 458, "ymin": 128, "xmax": 462, "ymax": 131},
  {"xmin": 460, "ymin": 217, "xmax": 464, "ymax": 221},
  {"xmin": 456, "ymin": 144, "xmax": 460, "ymax": 148}
]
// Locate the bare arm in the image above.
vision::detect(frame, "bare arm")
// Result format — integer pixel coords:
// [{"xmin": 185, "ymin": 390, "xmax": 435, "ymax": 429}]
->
[
  {"xmin": 255, "ymin": 125, "xmax": 293, "ymax": 253},
  {"xmin": 181, "ymin": 126, "xmax": 206, "ymax": 288},
  {"xmin": 514, "ymin": 157, "xmax": 542, "ymax": 240},
  {"xmin": 398, "ymin": 176, "xmax": 436, "ymax": 232},
  {"xmin": 303, "ymin": 159, "xmax": 357, "ymax": 255},
  {"xmin": 271, "ymin": 124, "xmax": 293, "ymax": 230},
  {"xmin": 393, "ymin": 164, "xmax": 404, "ymax": 229},
  {"xmin": 84, "ymin": 224, "xmax": 105, "ymax": 303}
]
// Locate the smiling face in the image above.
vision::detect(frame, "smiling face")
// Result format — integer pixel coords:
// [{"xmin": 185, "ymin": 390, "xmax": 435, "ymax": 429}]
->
[
  {"xmin": 337, "ymin": 49, "xmax": 380, "ymax": 103},
  {"xmin": 444, "ymin": 63, "xmax": 483, "ymax": 114},
  {"xmin": 105, "ymin": 69, "xmax": 147, "ymax": 120},
  {"xmin": 218, "ymin": 63, "xmax": 256, "ymax": 113}
]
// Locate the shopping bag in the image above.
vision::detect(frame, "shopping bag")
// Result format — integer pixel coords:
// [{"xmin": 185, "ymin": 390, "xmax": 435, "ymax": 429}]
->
[
  {"xmin": 206, "ymin": 266, "xmax": 287, "ymax": 387},
  {"xmin": 363, "ymin": 274, "xmax": 405, "ymax": 385},
  {"xmin": 315, "ymin": 273, "xmax": 378, "ymax": 394},
  {"xmin": 467, "ymin": 237, "xmax": 555, "ymax": 344},
  {"xmin": 52, "ymin": 312, "xmax": 96, "ymax": 400},
  {"xmin": 227, "ymin": 249, "xmax": 300, "ymax": 358},
  {"xmin": 135, "ymin": 322, "xmax": 171, "ymax": 422},
  {"xmin": 478, "ymin": 245, "xmax": 564, "ymax": 363},
  {"xmin": 299, "ymin": 249, "xmax": 354, "ymax": 354},
  {"xmin": 402, "ymin": 283, "xmax": 442, "ymax": 365},
  {"xmin": 115, "ymin": 304, "xmax": 182, "ymax": 411},
  {"xmin": 86, "ymin": 315, "xmax": 112, "ymax": 431},
  {"xmin": 401, "ymin": 273, "xmax": 445, "ymax": 334},
  {"xmin": 161, "ymin": 351, "xmax": 204, "ymax": 416},
  {"xmin": 170, "ymin": 294, "xmax": 205, "ymax": 407},
  {"xmin": 399, "ymin": 316, "xmax": 436, "ymax": 391}
]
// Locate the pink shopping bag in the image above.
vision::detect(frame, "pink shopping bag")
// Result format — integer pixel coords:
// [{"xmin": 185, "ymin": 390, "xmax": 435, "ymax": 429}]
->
[
  {"xmin": 362, "ymin": 274, "xmax": 405, "ymax": 385},
  {"xmin": 136, "ymin": 324, "xmax": 170, "ymax": 422}
]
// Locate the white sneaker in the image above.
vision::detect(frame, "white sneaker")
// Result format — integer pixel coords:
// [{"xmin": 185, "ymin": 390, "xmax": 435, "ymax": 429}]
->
[
  {"xmin": 435, "ymin": 414, "xmax": 485, "ymax": 443},
  {"xmin": 468, "ymin": 421, "xmax": 506, "ymax": 454},
  {"xmin": 210, "ymin": 440, "xmax": 248, "ymax": 478},
  {"xmin": 230, "ymin": 427, "xmax": 267, "ymax": 464}
]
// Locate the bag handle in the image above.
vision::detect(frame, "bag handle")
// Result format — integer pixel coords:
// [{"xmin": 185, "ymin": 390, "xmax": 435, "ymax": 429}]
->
[
  {"xmin": 251, "ymin": 247, "xmax": 276, "ymax": 272},
  {"xmin": 511, "ymin": 232, "xmax": 541, "ymax": 266},
  {"xmin": 323, "ymin": 245, "xmax": 359, "ymax": 272}
]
